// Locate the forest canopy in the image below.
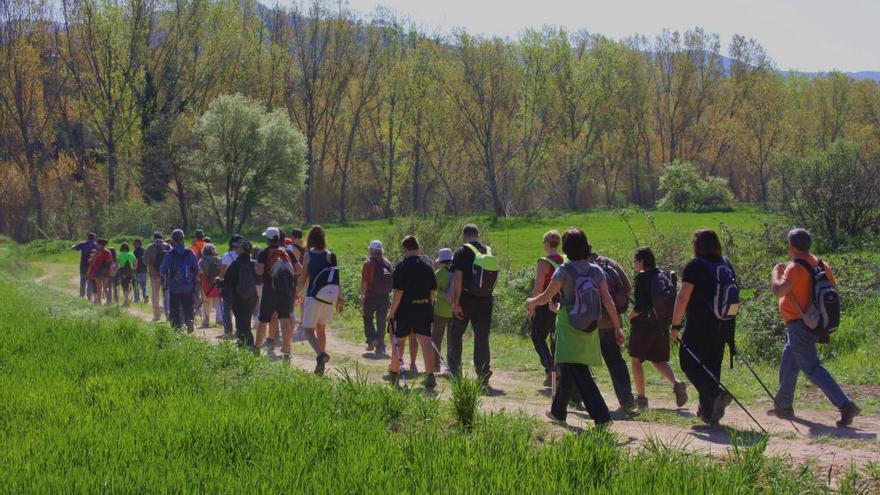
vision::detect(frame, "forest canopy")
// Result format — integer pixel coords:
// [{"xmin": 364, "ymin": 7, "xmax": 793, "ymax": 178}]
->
[{"xmin": 2, "ymin": 0, "xmax": 880, "ymax": 240}]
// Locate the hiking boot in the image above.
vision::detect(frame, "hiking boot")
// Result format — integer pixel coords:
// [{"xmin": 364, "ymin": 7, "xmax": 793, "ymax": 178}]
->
[
  {"xmin": 767, "ymin": 405, "xmax": 795, "ymax": 419},
  {"xmin": 424, "ymin": 373, "xmax": 437, "ymax": 390},
  {"xmin": 282, "ymin": 352, "xmax": 291, "ymax": 363},
  {"xmin": 837, "ymin": 402, "xmax": 861, "ymax": 428},
  {"xmin": 478, "ymin": 370, "xmax": 493, "ymax": 389},
  {"xmin": 635, "ymin": 396, "xmax": 649, "ymax": 411},
  {"xmin": 543, "ymin": 373, "xmax": 552, "ymax": 388},
  {"xmin": 618, "ymin": 400, "xmax": 636, "ymax": 413},
  {"xmin": 314, "ymin": 352, "xmax": 330, "ymax": 376},
  {"xmin": 673, "ymin": 381, "xmax": 689, "ymax": 407},
  {"xmin": 545, "ymin": 410, "xmax": 565, "ymax": 425},
  {"xmin": 375, "ymin": 346, "xmax": 386, "ymax": 357},
  {"xmin": 366, "ymin": 341, "xmax": 375, "ymax": 352},
  {"xmin": 710, "ymin": 392, "xmax": 733, "ymax": 424},
  {"xmin": 186, "ymin": 323, "xmax": 195, "ymax": 334}
]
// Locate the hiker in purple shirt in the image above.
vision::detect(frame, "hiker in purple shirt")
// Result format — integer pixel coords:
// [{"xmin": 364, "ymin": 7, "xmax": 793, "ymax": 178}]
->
[{"xmin": 72, "ymin": 232, "xmax": 97, "ymax": 298}]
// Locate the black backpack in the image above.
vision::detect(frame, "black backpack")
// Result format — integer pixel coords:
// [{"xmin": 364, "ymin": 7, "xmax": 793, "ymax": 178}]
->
[
  {"xmin": 236, "ymin": 260, "xmax": 258, "ymax": 300},
  {"xmin": 595, "ymin": 256, "xmax": 629, "ymax": 314},
  {"xmin": 153, "ymin": 242, "xmax": 170, "ymax": 275},
  {"xmin": 648, "ymin": 269, "xmax": 677, "ymax": 325},
  {"xmin": 794, "ymin": 258, "xmax": 841, "ymax": 341}
]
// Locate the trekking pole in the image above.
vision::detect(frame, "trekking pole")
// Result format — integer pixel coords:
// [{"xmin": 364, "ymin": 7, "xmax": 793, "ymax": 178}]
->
[
  {"xmin": 680, "ymin": 342, "xmax": 767, "ymax": 434},
  {"xmin": 734, "ymin": 351, "xmax": 801, "ymax": 434}
]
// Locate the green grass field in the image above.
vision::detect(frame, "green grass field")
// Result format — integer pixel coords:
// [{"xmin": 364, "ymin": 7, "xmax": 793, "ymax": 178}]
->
[{"xmin": 0, "ymin": 239, "xmax": 855, "ymax": 493}]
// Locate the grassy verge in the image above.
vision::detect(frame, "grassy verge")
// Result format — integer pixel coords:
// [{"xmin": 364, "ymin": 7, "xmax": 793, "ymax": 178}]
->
[{"xmin": 0, "ymin": 241, "xmax": 848, "ymax": 493}]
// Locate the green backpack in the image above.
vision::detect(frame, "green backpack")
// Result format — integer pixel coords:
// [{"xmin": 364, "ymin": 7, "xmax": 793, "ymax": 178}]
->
[{"xmin": 464, "ymin": 243, "xmax": 499, "ymax": 297}]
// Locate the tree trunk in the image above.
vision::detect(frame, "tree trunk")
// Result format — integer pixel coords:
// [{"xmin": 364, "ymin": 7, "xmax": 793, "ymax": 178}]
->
[
  {"xmin": 566, "ymin": 168, "xmax": 580, "ymax": 210},
  {"xmin": 412, "ymin": 137, "xmax": 421, "ymax": 212},
  {"xmin": 339, "ymin": 171, "xmax": 348, "ymax": 223},
  {"xmin": 304, "ymin": 132, "xmax": 315, "ymax": 224}
]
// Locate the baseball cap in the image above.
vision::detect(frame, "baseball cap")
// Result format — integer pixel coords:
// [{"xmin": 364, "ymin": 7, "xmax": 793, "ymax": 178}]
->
[
  {"xmin": 369, "ymin": 240, "xmax": 384, "ymax": 251},
  {"xmin": 262, "ymin": 227, "xmax": 280, "ymax": 240},
  {"xmin": 436, "ymin": 248, "xmax": 453, "ymax": 263}
]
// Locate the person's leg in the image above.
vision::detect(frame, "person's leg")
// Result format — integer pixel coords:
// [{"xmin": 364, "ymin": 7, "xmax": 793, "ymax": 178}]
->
[
  {"xmin": 785, "ymin": 322, "xmax": 850, "ymax": 408},
  {"xmin": 232, "ymin": 299, "xmax": 254, "ymax": 348},
  {"xmin": 202, "ymin": 295, "xmax": 212, "ymax": 327},
  {"xmin": 774, "ymin": 330, "xmax": 799, "ymax": 409},
  {"xmin": 169, "ymin": 293, "xmax": 182, "ymax": 329},
  {"xmin": 571, "ymin": 364, "xmax": 612, "ymax": 425},
  {"xmin": 79, "ymin": 264, "xmax": 88, "ymax": 297},
  {"xmin": 550, "ymin": 363, "xmax": 575, "ymax": 420},
  {"xmin": 389, "ymin": 332, "xmax": 407, "ymax": 374},
  {"xmin": 680, "ymin": 341, "xmax": 717, "ymax": 420},
  {"xmin": 280, "ymin": 317, "xmax": 294, "ymax": 355},
  {"xmin": 316, "ymin": 324, "xmax": 327, "ymax": 352},
  {"xmin": 221, "ymin": 289, "xmax": 234, "ymax": 337},
  {"xmin": 431, "ymin": 317, "xmax": 448, "ymax": 373},
  {"xmin": 408, "ymin": 334, "xmax": 418, "ymax": 369},
  {"xmin": 150, "ymin": 276, "xmax": 162, "ymax": 320},
  {"xmin": 269, "ymin": 313, "xmax": 280, "ymax": 344},
  {"xmin": 181, "ymin": 292, "xmax": 195, "ymax": 332},
  {"xmin": 447, "ymin": 315, "xmax": 468, "ymax": 377},
  {"xmin": 652, "ymin": 361, "xmax": 678, "ymax": 385},
  {"xmin": 599, "ymin": 328, "xmax": 634, "ymax": 407},
  {"xmin": 93, "ymin": 279, "xmax": 104, "ymax": 306},
  {"xmin": 530, "ymin": 308, "xmax": 553, "ymax": 375},
  {"xmin": 417, "ymin": 334, "xmax": 435, "ymax": 377},
  {"xmin": 631, "ymin": 357, "xmax": 646, "ymax": 398},
  {"xmin": 471, "ymin": 296, "xmax": 493, "ymax": 381},
  {"xmin": 375, "ymin": 302, "xmax": 388, "ymax": 352},
  {"xmin": 362, "ymin": 302, "xmax": 376, "ymax": 348}
]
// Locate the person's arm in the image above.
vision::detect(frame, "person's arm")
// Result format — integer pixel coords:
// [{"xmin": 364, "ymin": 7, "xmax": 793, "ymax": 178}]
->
[
  {"xmin": 526, "ymin": 278, "xmax": 563, "ymax": 308},
  {"xmin": 771, "ymin": 262, "xmax": 793, "ymax": 297},
  {"xmin": 599, "ymin": 279, "xmax": 625, "ymax": 345},
  {"xmin": 670, "ymin": 282, "xmax": 694, "ymax": 342},
  {"xmin": 387, "ymin": 289, "xmax": 403, "ymax": 321},
  {"xmin": 528, "ymin": 260, "xmax": 552, "ymax": 320},
  {"xmin": 453, "ymin": 270, "xmax": 464, "ymax": 319},
  {"xmin": 298, "ymin": 252, "xmax": 310, "ymax": 299}
]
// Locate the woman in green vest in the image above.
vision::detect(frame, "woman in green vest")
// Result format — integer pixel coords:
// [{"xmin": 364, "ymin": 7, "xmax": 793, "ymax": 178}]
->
[{"xmin": 525, "ymin": 228, "xmax": 623, "ymax": 427}]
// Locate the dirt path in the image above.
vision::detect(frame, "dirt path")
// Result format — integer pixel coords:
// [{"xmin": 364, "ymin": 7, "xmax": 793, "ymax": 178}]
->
[{"xmin": 45, "ymin": 263, "xmax": 880, "ymax": 475}]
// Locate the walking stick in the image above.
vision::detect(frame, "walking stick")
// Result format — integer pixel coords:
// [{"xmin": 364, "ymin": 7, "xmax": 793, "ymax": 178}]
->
[
  {"xmin": 680, "ymin": 342, "xmax": 767, "ymax": 434},
  {"xmin": 734, "ymin": 351, "xmax": 801, "ymax": 434}
]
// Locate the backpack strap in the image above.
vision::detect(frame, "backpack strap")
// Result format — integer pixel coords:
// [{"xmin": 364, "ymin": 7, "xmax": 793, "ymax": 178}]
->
[
  {"xmin": 539, "ymin": 257, "xmax": 560, "ymax": 270},
  {"xmin": 463, "ymin": 243, "xmax": 481, "ymax": 256}
]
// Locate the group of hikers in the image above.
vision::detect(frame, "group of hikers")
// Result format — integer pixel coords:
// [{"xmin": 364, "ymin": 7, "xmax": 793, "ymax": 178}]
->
[{"xmin": 72, "ymin": 223, "xmax": 861, "ymax": 429}]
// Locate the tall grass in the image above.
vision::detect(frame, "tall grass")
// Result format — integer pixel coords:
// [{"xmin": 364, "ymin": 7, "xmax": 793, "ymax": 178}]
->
[{"xmin": 0, "ymin": 271, "xmax": 836, "ymax": 493}]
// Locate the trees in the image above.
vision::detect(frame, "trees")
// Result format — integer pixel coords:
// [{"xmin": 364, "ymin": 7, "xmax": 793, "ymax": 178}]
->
[
  {"xmin": 657, "ymin": 161, "xmax": 733, "ymax": 212},
  {"xmin": 191, "ymin": 94, "xmax": 306, "ymax": 234}
]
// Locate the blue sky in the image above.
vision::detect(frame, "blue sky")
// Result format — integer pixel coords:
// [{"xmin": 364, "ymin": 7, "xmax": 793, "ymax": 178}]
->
[{"xmin": 332, "ymin": 0, "xmax": 879, "ymax": 72}]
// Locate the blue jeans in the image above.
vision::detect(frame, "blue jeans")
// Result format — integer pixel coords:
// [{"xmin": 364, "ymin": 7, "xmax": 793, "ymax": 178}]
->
[
  {"xmin": 134, "ymin": 273, "xmax": 148, "ymax": 301},
  {"xmin": 776, "ymin": 320, "xmax": 849, "ymax": 409}
]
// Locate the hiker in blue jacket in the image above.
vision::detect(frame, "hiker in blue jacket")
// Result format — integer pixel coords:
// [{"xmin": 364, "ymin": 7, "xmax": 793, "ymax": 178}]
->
[{"xmin": 160, "ymin": 229, "xmax": 200, "ymax": 333}]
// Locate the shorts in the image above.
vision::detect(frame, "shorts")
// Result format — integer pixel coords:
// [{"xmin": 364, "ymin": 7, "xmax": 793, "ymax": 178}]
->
[
  {"xmin": 301, "ymin": 297, "xmax": 334, "ymax": 328},
  {"xmin": 391, "ymin": 319, "xmax": 432, "ymax": 338},
  {"xmin": 628, "ymin": 321, "xmax": 670, "ymax": 363},
  {"xmin": 258, "ymin": 289, "xmax": 293, "ymax": 322}
]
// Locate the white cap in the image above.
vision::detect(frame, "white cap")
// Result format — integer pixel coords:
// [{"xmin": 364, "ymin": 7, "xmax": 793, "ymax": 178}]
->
[
  {"xmin": 368, "ymin": 240, "xmax": 383, "ymax": 251},
  {"xmin": 436, "ymin": 248, "xmax": 453, "ymax": 263},
  {"xmin": 262, "ymin": 227, "xmax": 280, "ymax": 240}
]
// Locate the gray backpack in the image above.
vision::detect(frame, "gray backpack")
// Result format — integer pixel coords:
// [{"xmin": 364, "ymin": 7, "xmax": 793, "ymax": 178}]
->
[{"xmin": 564, "ymin": 262, "xmax": 602, "ymax": 332}]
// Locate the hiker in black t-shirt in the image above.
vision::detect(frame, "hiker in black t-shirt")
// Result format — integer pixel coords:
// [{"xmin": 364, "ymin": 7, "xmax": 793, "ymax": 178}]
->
[
  {"xmin": 448, "ymin": 224, "xmax": 495, "ymax": 386},
  {"xmin": 671, "ymin": 229, "xmax": 736, "ymax": 425},
  {"xmin": 387, "ymin": 235, "xmax": 438, "ymax": 389}
]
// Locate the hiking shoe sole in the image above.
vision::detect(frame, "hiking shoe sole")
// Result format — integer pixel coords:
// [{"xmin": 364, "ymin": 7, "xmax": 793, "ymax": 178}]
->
[
  {"xmin": 314, "ymin": 352, "xmax": 330, "ymax": 375},
  {"xmin": 673, "ymin": 381, "xmax": 689, "ymax": 408},
  {"xmin": 837, "ymin": 402, "xmax": 861, "ymax": 428},
  {"xmin": 545, "ymin": 411, "xmax": 565, "ymax": 424},
  {"xmin": 711, "ymin": 392, "xmax": 733, "ymax": 424},
  {"xmin": 767, "ymin": 406, "xmax": 795, "ymax": 419}
]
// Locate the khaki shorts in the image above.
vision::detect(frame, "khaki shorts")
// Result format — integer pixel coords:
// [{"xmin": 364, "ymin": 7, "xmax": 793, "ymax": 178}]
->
[{"xmin": 302, "ymin": 297, "xmax": 334, "ymax": 329}]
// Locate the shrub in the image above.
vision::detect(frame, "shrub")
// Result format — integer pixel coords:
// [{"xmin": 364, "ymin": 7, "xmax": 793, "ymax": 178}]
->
[
  {"xmin": 773, "ymin": 140, "xmax": 880, "ymax": 244},
  {"xmin": 657, "ymin": 161, "xmax": 734, "ymax": 212}
]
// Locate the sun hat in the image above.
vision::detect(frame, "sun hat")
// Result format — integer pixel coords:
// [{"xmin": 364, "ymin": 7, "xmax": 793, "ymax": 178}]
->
[
  {"xmin": 369, "ymin": 240, "xmax": 384, "ymax": 251},
  {"xmin": 436, "ymin": 248, "xmax": 453, "ymax": 263},
  {"xmin": 262, "ymin": 227, "xmax": 281, "ymax": 240}
]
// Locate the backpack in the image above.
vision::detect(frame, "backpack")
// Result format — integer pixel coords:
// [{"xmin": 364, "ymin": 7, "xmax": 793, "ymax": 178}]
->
[
  {"xmin": 565, "ymin": 262, "xmax": 602, "ymax": 332},
  {"xmin": 168, "ymin": 249, "xmax": 195, "ymax": 288},
  {"xmin": 793, "ymin": 259, "xmax": 841, "ymax": 340},
  {"xmin": 201, "ymin": 255, "xmax": 221, "ymax": 281},
  {"xmin": 153, "ymin": 243, "xmax": 170, "ymax": 275},
  {"xmin": 369, "ymin": 258, "xmax": 393, "ymax": 295},
  {"xmin": 236, "ymin": 260, "xmax": 258, "ymax": 300},
  {"xmin": 595, "ymin": 256, "xmax": 629, "ymax": 314},
  {"xmin": 699, "ymin": 257, "xmax": 740, "ymax": 321},
  {"xmin": 266, "ymin": 247, "xmax": 295, "ymax": 292},
  {"xmin": 309, "ymin": 252, "xmax": 340, "ymax": 305},
  {"xmin": 648, "ymin": 269, "xmax": 677, "ymax": 325},
  {"xmin": 464, "ymin": 243, "xmax": 498, "ymax": 297}
]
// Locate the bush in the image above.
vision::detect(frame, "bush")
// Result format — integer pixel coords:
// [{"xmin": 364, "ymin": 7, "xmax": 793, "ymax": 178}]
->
[
  {"xmin": 657, "ymin": 161, "xmax": 734, "ymax": 212},
  {"xmin": 774, "ymin": 140, "xmax": 880, "ymax": 244},
  {"xmin": 99, "ymin": 200, "xmax": 181, "ymax": 238}
]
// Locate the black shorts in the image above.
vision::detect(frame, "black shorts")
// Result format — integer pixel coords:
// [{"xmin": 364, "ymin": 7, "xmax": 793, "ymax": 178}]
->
[
  {"xmin": 391, "ymin": 319, "xmax": 432, "ymax": 338},
  {"xmin": 258, "ymin": 289, "xmax": 293, "ymax": 322},
  {"xmin": 628, "ymin": 321, "xmax": 670, "ymax": 362}
]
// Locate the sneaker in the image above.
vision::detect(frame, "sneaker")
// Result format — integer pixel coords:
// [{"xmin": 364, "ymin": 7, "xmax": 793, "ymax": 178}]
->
[
  {"xmin": 264, "ymin": 339, "xmax": 275, "ymax": 351},
  {"xmin": 424, "ymin": 373, "xmax": 437, "ymax": 390},
  {"xmin": 767, "ymin": 405, "xmax": 795, "ymax": 419},
  {"xmin": 186, "ymin": 323, "xmax": 195, "ymax": 334},
  {"xmin": 837, "ymin": 402, "xmax": 861, "ymax": 428},
  {"xmin": 314, "ymin": 352, "xmax": 330, "ymax": 375},
  {"xmin": 617, "ymin": 400, "xmax": 636, "ymax": 413},
  {"xmin": 673, "ymin": 381, "xmax": 689, "ymax": 407},
  {"xmin": 635, "ymin": 396, "xmax": 649, "ymax": 411},
  {"xmin": 543, "ymin": 373, "xmax": 552, "ymax": 388},
  {"xmin": 710, "ymin": 392, "xmax": 733, "ymax": 424},
  {"xmin": 545, "ymin": 410, "xmax": 565, "ymax": 424}
]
